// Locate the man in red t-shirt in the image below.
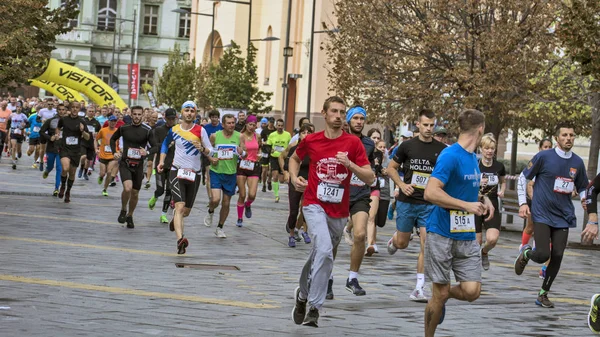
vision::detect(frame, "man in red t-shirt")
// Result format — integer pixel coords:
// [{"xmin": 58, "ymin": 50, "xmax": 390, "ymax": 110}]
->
[{"xmin": 289, "ymin": 96, "xmax": 374, "ymax": 327}]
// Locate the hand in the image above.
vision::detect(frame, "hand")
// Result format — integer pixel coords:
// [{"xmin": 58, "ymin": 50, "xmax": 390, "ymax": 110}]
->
[
  {"xmin": 497, "ymin": 191, "xmax": 504, "ymax": 198},
  {"xmin": 400, "ymin": 182, "xmax": 416, "ymax": 197},
  {"xmin": 381, "ymin": 168, "xmax": 388, "ymax": 176},
  {"xmin": 293, "ymin": 176, "xmax": 308, "ymax": 192},
  {"xmin": 582, "ymin": 197, "xmax": 587, "ymax": 211},
  {"xmin": 480, "ymin": 177, "xmax": 488, "ymax": 187},
  {"xmin": 192, "ymin": 141, "xmax": 203, "ymax": 151},
  {"xmin": 483, "ymin": 197, "xmax": 495, "ymax": 222},
  {"xmin": 581, "ymin": 223, "xmax": 599, "ymax": 242},
  {"xmin": 114, "ymin": 152, "xmax": 122, "ymax": 160},
  {"xmin": 209, "ymin": 157, "xmax": 218, "ymax": 165},
  {"xmin": 335, "ymin": 151, "xmax": 351, "ymax": 168},
  {"xmin": 157, "ymin": 163, "xmax": 164, "ymax": 173},
  {"xmin": 464, "ymin": 202, "xmax": 486, "ymax": 216},
  {"xmin": 139, "ymin": 148, "xmax": 147, "ymax": 156},
  {"xmin": 519, "ymin": 204, "xmax": 530, "ymax": 219},
  {"xmin": 80, "ymin": 123, "xmax": 84, "ymax": 132}
]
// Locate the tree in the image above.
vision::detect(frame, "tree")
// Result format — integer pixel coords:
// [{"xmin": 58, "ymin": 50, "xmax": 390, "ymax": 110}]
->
[
  {"xmin": 204, "ymin": 41, "xmax": 272, "ymax": 114},
  {"xmin": 324, "ymin": 0, "xmax": 558, "ymax": 140},
  {"xmin": 156, "ymin": 44, "xmax": 197, "ymax": 109},
  {"xmin": 194, "ymin": 63, "xmax": 211, "ymax": 111},
  {"xmin": 0, "ymin": 0, "xmax": 78, "ymax": 85}
]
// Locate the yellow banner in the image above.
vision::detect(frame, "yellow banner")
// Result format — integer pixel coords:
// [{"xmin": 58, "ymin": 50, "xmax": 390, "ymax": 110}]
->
[
  {"xmin": 34, "ymin": 59, "xmax": 127, "ymax": 109},
  {"xmin": 28, "ymin": 80, "xmax": 86, "ymax": 104}
]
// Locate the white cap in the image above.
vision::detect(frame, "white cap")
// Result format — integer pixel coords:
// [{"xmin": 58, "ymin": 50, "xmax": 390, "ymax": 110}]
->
[{"xmin": 401, "ymin": 131, "xmax": 413, "ymax": 138}]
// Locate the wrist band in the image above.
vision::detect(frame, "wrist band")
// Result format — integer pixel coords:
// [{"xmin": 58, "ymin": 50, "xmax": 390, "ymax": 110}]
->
[{"xmin": 588, "ymin": 221, "xmax": 599, "ymax": 225}]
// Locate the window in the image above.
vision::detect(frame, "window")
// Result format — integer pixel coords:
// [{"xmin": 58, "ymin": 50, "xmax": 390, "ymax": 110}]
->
[
  {"xmin": 143, "ymin": 5, "xmax": 159, "ymax": 35},
  {"xmin": 97, "ymin": 0, "xmax": 117, "ymax": 31},
  {"xmin": 178, "ymin": 8, "xmax": 191, "ymax": 38},
  {"xmin": 95, "ymin": 65, "xmax": 111, "ymax": 84},
  {"xmin": 61, "ymin": 0, "xmax": 80, "ymax": 28},
  {"xmin": 140, "ymin": 69, "xmax": 155, "ymax": 88}
]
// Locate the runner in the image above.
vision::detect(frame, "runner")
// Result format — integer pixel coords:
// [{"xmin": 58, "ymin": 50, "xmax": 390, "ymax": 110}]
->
[
  {"xmin": 110, "ymin": 106, "xmax": 154, "ymax": 228},
  {"xmin": 78, "ymin": 105, "xmax": 101, "ymax": 181},
  {"xmin": 202, "ymin": 110, "xmax": 223, "ymax": 200},
  {"xmin": 148, "ymin": 108, "xmax": 178, "ymax": 223},
  {"xmin": 39, "ymin": 103, "xmax": 67, "ymax": 196},
  {"xmin": 96, "ymin": 115, "xmax": 119, "ymax": 196},
  {"xmin": 256, "ymin": 117, "xmax": 268, "ymax": 135},
  {"xmin": 144, "ymin": 111, "xmax": 158, "ymax": 189},
  {"xmin": 7, "ymin": 103, "xmax": 30, "ymax": 170},
  {"xmin": 235, "ymin": 115, "xmax": 261, "ymax": 227},
  {"xmin": 514, "ymin": 123, "xmax": 588, "ymax": 308},
  {"xmin": 584, "ymin": 173, "xmax": 600, "ymax": 334},
  {"xmin": 26, "ymin": 110, "xmax": 43, "ymax": 169},
  {"xmin": 37, "ymin": 100, "xmax": 57, "ymax": 171},
  {"xmin": 267, "ymin": 119, "xmax": 291, "ymax": 202},
  {"xmin": 373, "ymin": 139, "xmax": 392, "ymax": 231},
  {"xmin": 422, "ymin": 109, "xmax": 492, "ymax": 336},
  {"xmin": 365, "ymin": 128, "xmax": 384, "ymax": 255},
  {"xmin": 289, "ymin": 117, "xmax": 311, "ymax": 145},
  {"xmin": 234, "ymin": 110, "xmax": 246, "ymax": 132},
  {"xmin": 386, "ymin": 109, "xmax": 447, "ymax": 302},
  {"xmin": 56, "ymin": 101, "xmax": 91, "ymax": 202},
  {"xmin": 0, "ymin": 101, "xmax": 11, "ymax": 162},
  {"xmin": 291, "ymin": 96, "xmax": 373, "ymax": 327},
  {"xmin": 204, "ymin": 113, "xmax": 242, "ymax": 238},
  {"xmin": 157, "ymin": 101, "xmax": 213, "ymax": 254},
  {"xmin": 260, "ymin": 117, "xmax": 276, "ymax": 192}
]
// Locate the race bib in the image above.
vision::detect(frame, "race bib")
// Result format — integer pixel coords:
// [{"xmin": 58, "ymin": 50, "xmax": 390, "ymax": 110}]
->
[
  {"xmin": 13, "ymin": 129, "xmax": 22, "ymax": 135},
  {"xmin": 87, "ymin": 125, "xmax": 95, "ymax": 133},
  {"xmin": 104, "ymin": 145, "xmax": 112, "ymax": 153},
  {"xmin": 177, "ymin": 168, "xmax": 196, "ymax": 182},
  {"xmin": 553, "ymin": 177, "xmax": 574, "ymax": 194},
  {"xmin": 483, "ymin": 173, "xmax": 499, "ymax": 186},
  {"xmin": 0, "ymin": 118, "xmax": 5, "ymax": 123},
  {"xmin": 350, "ymin": 173, "xmax": 365, "ymax": 187},
  {"xmin": 240, "ymin": 159, "xmax": 255, "ymax": 170},
  {"xmin": 274, "ymin": 145, "xmax": 285, "ymax": 152},
  {"xmin": 317, "ymin": 182, "xmax": 344, "ymax": 203},
  {"xmin": 262, "ymin": 152, "xmax": 269, "ymax": 158},
  {"xmin": 59, "ymin": 131, "xmax": 63, "ymax": 138},
  {"xmin": 33, "ymin": 126, "xmax": 40, "ymax": 133},
  {"xmin": 217, "ymin": 146, "xmax": 235, "ymax": 160},
  {"xmin": 411, "ymin": 172, "xmax": 430, "ymax": 189},
  {"xmin": 127, "ymin": 148, "xmax": 142, "ymax": 159},
  {"xmin": 450, "ymin": 210, "xmax": 475, "ymax": 233},
  {"xmin": 66, "ymin": 136, "xmax": 78, "ymax": 145},
  {"xmin": 378, "ymin": 177, "xmax": 386, "ymax": 188}
]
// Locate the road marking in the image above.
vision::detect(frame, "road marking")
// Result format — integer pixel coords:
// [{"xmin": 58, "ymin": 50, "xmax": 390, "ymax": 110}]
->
[
  {"xmin": 0, "ymin": 274, "xmax": 278, "ymax": 309},
  {"xmin": 0, "ymin": 211, "xmax": 131, "ymax": 227},
  {"xmin": 0, "ymin": 235, "xmax": 183, "ymax": 257},
  {"xmin": 0, "ymin": 195, "xmax": 116, "ymax": 208}
]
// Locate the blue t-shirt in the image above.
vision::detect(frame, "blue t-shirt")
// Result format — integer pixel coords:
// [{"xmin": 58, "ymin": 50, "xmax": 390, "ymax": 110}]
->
[
  {"xmin": 523, "ymin": 148, "xmax": 587, "ymax": 228},
  {"xmin": 27, "ymin": 114, "xmax": 43, "ymax": 139},
  {"xmin": 96, "ymin": 115, "xmax": 108, "ymax": 125},
  {"xmin": 203, "ymin": 123, "xmax": 222, "ymax": 137},
  {"xmin": 427, "ymin": 143, "xmax": 480, "ymax": 240}
]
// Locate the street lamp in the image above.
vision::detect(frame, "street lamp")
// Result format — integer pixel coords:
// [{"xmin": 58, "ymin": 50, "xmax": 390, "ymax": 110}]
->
[
  {"xmin": 172, "ymin": 6, "xmax": 215, "ymax": 62},
  {"xmin": 207, "ymin": 0, "xmax": 252, "ymax": 49}
]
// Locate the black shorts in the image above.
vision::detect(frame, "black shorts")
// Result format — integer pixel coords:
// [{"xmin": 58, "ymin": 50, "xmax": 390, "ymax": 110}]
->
[
  {"xmin": 99, "ymin": 158, "xmax": 114, "ymax": 166},
  {"xmin": 349, "ymin": 196, "xmax": 372, "ymax": 216},
  {"xmin": 10, "ymin": 134, "xmax": 24, "ymax": 143},
  {"xmin": 475, "ymin": 197, "xmax": 501, "ymax": 233},
  {"xmin": 0, "ymin": 131, "xmax": 6, "ymax": 144},
  {"xmin": 169, "ymin": 169, "xmax": 201, "ymax": 208},
  {"xmin": 59, "ymin": 149, "xmax": 81, "ymax": 167},
  {"xmin": 237, "ymin": 160, "xmax": 261, "ymax": 177},
  {"xmin": 119, "ymin": 159, "xmax": 145, "ymax": 190},
  {"xmin": 29, "ymin": 137, "xmax": 41, "ymax": 146},
  {"xmin": 81, "ymin": 146, "xmax": 95, "ymax": 161},
  {"xmin": 375, "ymin": 199, "xmax": 391, "ymax": 228},
  {"xmin": 260, "ymin": 153, "xmax": 270, "ymax": 166},
  {"xmin": 269, "ymin": 156, "xmax": 282, "ymax": 174}
]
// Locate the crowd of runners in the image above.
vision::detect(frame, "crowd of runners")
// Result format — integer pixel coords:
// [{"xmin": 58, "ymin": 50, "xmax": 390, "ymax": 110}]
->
[{"xmin": 1, "ymin": 94, "xmax": 600, "ymax": 335}]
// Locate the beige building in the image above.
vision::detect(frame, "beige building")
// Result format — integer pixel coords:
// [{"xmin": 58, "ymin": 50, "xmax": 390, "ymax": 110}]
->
[{"xmin": 187, "ymin": 0, "xmax": 337, "ymax": 130}]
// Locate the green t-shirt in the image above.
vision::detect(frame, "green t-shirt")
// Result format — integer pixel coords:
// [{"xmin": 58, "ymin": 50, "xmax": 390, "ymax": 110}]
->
[
  {"xmin": 267, "ymin": 131, "xmax": 291, "ymax": 158},
  {"xmin": 211, "ymin": 130, "xmax": 241, "ymax": 175}
]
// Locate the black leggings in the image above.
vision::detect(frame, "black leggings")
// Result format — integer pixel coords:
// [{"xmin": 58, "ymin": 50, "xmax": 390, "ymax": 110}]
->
[
  {"xmin": 154, "ymin": 170, "xmax": 172, "ymax": 212},
  {"xmin": 529, "ymin": 222, "xmax": 569, "ymax": 292},
  {"xmin": 375, "ymin": 199, "xmax": 390, "ymax": 228},
  {"xmin": 287, "ymin": 182, "xmax": 303, "ymax": 231}
]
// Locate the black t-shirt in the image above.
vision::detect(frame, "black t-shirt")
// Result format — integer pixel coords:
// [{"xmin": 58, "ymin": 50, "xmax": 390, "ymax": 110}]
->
[
  {"xmin": 149, "ymin": 124, "xmax": 175, "ymax": 169},
  {"xmin": 39, "ymin": 116, "xmax": 61, "ymax": 153},
  {"xmin": 349, "ymin": 135, "xmax": 375, "ymax": 202},
  {"xmin": 57, "ymin": 115, "xmax": 87, "ymax": 152},
  {"xmin": 287, "ymin": 144, "xmax": 310, "ymax": 180},
  {"xmin": 260, "ymin": 127, "xmax": 275, "ymax": 142},
  {"xmin": 235, "ymin": 121, "xmax": 245, "ymax": 132},
  {"xmin": 81, "ymin": 117, "xmax": 101, "ymax": 148},
  {"xmin": 393, "ymin": 137, "xmax": 447, "ymax": 204},
  {"xmin": 479, "ymin": 159, "xmax": 506, "ymax": 199},
  {"xmin": 110, "ymin": 123, "xmax": 153, "ymax": 162}
]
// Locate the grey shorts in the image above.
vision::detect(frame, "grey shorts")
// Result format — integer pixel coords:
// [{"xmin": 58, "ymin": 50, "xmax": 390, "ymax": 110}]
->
[{"xmin": 425, "ymin": 232, "xmax": 481, "ymax": 284}]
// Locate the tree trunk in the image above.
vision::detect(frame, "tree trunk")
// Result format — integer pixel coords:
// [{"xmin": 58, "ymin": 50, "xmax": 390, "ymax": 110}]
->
[{"xmin": 582, "ymin": 92, "xmax": 600, "ymax": 244}]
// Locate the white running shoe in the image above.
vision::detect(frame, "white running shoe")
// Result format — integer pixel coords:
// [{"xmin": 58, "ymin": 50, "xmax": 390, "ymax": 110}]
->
[
  {"xmin": 410, "ymin": 288, "xmax": 429, "ymax": 303},
  {"xmin": 204, "ymin": 213, "xmax": 213, "ymax": 227},
  {"xmin": 373, "ymin": 244, "xmax": 379, "ymax": 254},
  {"xmin": 343, "ymin": 226, "xmax": 354, "ymax": 246},
  {"xmin": 215, "ymin": 228, "xmax": 227, "ymax": 238},
  {"xmin": 387, "ymin": 238, "xmax": 398, "ymax": 255}
]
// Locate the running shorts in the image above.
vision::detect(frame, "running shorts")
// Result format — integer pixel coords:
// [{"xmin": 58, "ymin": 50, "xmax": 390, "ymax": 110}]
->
[
  {"xmin": 237, "ymin": 160, "xmax": 261, "ymax": 177},
  {"xmin": 425, "ymin": 232, "xmax": 482, "ymax": 284},
  {"xmin": 475, "ymin": 197, "xmax": 501, "ymax": 233},
  {"xmin": 119, "ymin": 159, "xmax": 145, "ymax": 190},
  {"xmin": 169, "ymin": 169, "xmax": 201, "ymax": 209}
]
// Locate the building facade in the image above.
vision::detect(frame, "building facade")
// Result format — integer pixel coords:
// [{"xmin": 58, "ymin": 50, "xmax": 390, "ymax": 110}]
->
[{"xmin": 49, "ymin": 0, "xmax": 190, "ymax": 107}]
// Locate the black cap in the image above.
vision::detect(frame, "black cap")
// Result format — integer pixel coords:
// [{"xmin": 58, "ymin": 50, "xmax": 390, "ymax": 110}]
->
[{"xmin": 165, "ymin": 108, "xmax": 177, "ymax": 119}]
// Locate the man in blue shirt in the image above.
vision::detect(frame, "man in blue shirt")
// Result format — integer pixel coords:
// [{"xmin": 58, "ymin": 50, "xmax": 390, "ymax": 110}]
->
[
  {"xmin": 515, "ymin": 123, "xmax": 588, "ymax": 308},
  {"xmin": 27, "ymin": 112, "xmax": 43, "ymax": 169},
  {"xmin": 422, "ymin": 109, "xmax": 494, "ymax": 337},
  {"xmin": 201, "ymin": 110, "xmax": 223, "ymax": 197}
]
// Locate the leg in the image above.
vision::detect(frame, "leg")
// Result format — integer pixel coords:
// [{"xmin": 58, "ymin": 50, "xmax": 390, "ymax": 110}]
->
[
  {"xmin": 236, "ymin": 175, "xmax": 247, "ymax": 221},
  {"xmin": 425, "ymin": 283, "xmax": 450, "ymax": 337},
  {"xmin": 482, "ymin": 228, "xmax": 500, "ymax": 253},
  {"xmin": 541, "ymin": 227, "xmax": 569, "ymax": 292},
  {"xmin": 121, "ymin": 180, "xmax": 133, "ymax": 212},
  {"xmin": 350, "ymin": 211, "xmax": 368, "ymax": 270},
  {"xmin": 205, "ymin": 165, "xmax": 212, "ymax": 202},
  {"xmin": 271, "ymin": 169, "xmax": 279, "ymax": 198},
  {"xmin": 526, "ymin": 223, "xmax": 552, "ymax": 264},
  {"xmin": 128, "ymin": 189, "xmax": 140, "ymax": 216},
  {"xmin": 218, "ymin": 193, "xmax": 232, "ymax": 226},
  {"xmin": 287, "ymin": 182, "xmax": 303, "ymax": 233},
  {"xmin": 173, "ymin": 202, "xmax": 186, "ymax": 239},
  {"xmin": 366, "ymin": 195, "xmax": 380, "ymax": 246},
  {"xmin": 448, "ymin": 281, "xmax": 481, "ymax": 302}
]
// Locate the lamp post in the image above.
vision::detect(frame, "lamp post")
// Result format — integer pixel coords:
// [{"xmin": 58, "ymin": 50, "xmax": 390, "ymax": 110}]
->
[
  {"xmin": 281, "ymin": 0, "xmax": 292, "ymax": 125},
  {"xmin": 172, "ymin": 5, "xmax": 215, "ymax": 62},
  {"xmin": 207, "ymin": 0, "xmax": 252, "ymax": 50}
]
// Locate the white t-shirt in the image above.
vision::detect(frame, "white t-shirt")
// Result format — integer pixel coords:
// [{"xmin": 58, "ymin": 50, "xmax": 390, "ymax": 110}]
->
[
  {"xmin": 7, "ymin": 103, "xmax": 17, "ymax": 112},
  {"xmin": 38, "ymin": 108, "xmax": 57, "ymax": 121}
]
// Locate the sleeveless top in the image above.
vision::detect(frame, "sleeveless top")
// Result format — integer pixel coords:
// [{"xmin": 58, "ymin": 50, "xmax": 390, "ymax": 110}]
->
[{"xmin": 211, "ymin": 130, "xmax": 241, "ymax": 175}]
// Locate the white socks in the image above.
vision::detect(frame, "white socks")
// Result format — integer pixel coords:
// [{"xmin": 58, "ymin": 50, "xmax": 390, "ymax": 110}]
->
[
  {"xmin": 348, "ymin": 271, "xmax": 358, "ymax": 281},
  {"xmin": 416, "ymin": 273, "xmax": 425, "ymax": 290}
]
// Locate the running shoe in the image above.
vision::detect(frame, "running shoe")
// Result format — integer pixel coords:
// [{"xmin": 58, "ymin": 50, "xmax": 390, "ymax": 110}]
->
[
  {"xmin": 215, "ymin": 228, "xmax": 227, "ymax": 238},
  {"xmin": 144, "ymin": 181, "xmax": 151, "ymax": 189},
  {"xmin": 588, "ymin": 294, "xmax": 600, "ymax": 334},
  {"xmin": 514, "ymin": 244, "xmax": 531, "ymax": 276},
  {"xmin": 387, "ymin": 202, "xmax": 395, "ymax": 220},
  {"xmin": 326, "ymin": 279, "xmax": 334, "ymax": 300},
  {"xmin": 387, "ymin": 237, "xmax": 398, "ymax": 255},
  {"xmin": 109, "ymin": 181, "xmax": 117, "ymax": 187},
  {"xmin": 275, "ymin": 196, "xmax": 280, "ymax": 203},
  {"xmin": 169, "ymin": 219, "xmax": 175, "ymax": 232},
  {"xmin": 39, "ymin": 163, "xmax": 43, "ymax": 172},
  {"xmin": 245, "ymin": 204, "xmax": 252, "ymax": 218},
  {"xmin": 294, "ymin": 230, "xmax": 302, "ymax": 242},
  {"xmin": 43, "ymin": 171, "xmax": 49, "ymax": 179},
  {"xmin": 160, "ymin": 214, "xmax": 169, "ymax": 224},
  {"xmin": 102, "ymin": 189, "xmax": 108, "ymax": 197},
  {"xmin": 302, "ymin": 307, "xmax": 319, "ymax": 327},
  {"xmin": 346, "ymin": 278, "xmax": 366, "ymax": 296},
  {"xmin": 288, "ymin": 236, "xmax": 296, "ymax": 248},
  {"xmin": 236, "ymin": 219, "xmax": 243, "ymax": 227},
  {"xmin": 410, "ymin": 288, "xmax": 429, "ymax": 303},
  {"xmin": 31, "ymin": 163, "xmax": 38, "ymax": 169},
  {"xmin": 262, "ymin": 184, "xmax": 266, "ymax": 193},
  {"xmin": 268, "ymin": 181, "xmax": 272, "ymax": 191},
  {"xmin": 12, "ymin": 163, "xmax": 16, "ymax": 170},
  {"xmin": 204, "ymin": 212, "xmax": 214, "ymax": 227},
  {"xmin": 148, "ymin": 196, "xmax": 157, "ymax": 210},
  {"xmin": 536, "ymin": 293, "xmax": 554, "ymax": 308},
  {"xmin": 52, "ymin": 189, "xmax": 59, "ymax": 197},
  {"xmin": 177, "ymin": 236, "xmax": 189, "ymax": 255},
  {"xmin": 87, "ymin": 168, "xmax": 92, "ymax": 176},
  {"xmin": 292, "ymin": 286, "xmax": 307, "ymax": 325},
  {"xmin": 481, "ymin": 249, "xmax": 490, "ymax": 271},
  {"xmin": 373, "ymin": 244, "xmax": 379, "ymax": 254},
  {"xmin": 118, "ymin": 210, "xmax": 127, "ymax": 224},
  {"xmin": 301, "ymin": 231, "xmax": 311, "ymax": 244},
  {"xmin": 58, "ymin": 185, "xmax": 65, "ymax": 199},
  {"xmin": 17, "ymin": 152, "xmax": 21, "ymax": 158},
  {"xmin": 126, "ymin": 215, "xmax": 135, "ymax": 229},
  {"xmin": 539, "ymin": 267, "xmax": 546, "ymax": 279},
  {"xmin": 77, "ymin": 168, "xmax": 83, "ymax": 178},
  {"xmin": 343, "ymin": 226, "xmax": 354, "ymax": 246},
  {"xmin": 64, "ymin": 191, "xmax": 70, "ymax": 203},
  {"xmin": 83, "ymin": 173, "xmax": 89, "ymax": 181},
  {"xmin": 98, "ymin": 176, "xmax": 103, "ymax": 185},
  {"xmin": 365, "ymin": 245, "xmax": 375, "ymax": 257}
]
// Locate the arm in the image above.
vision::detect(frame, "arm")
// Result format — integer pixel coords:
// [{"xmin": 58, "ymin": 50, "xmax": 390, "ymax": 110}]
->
[
  {"xmin": 39, "ymin": 119, "xmax": 52, "ymax": 142},
  {"xmin": 582, "ymin": 173, "xmax": 600, "ymax": 242},
  {"xmin": 386, "ymin": 143, "xmax": 414, "ymax": 196},
  {"xmin": 517, "ymin": 172, "xmax": 528, "ymax": 207},
  {"xmin": 199, "ymin": 128, "xmax": 214, "ymax": 157},
  {"xmin": 424, "ymin": 177, "xmax": 486, "ymax": 216},
  {"xmin": 289, "ymin": 152, "xmax": 308, "ymax": 192},
  {"xmin": 110, "ymin": 127, "xmax": 121, "ymax": 156},
  {"xmin": 278, "ymin": 144, "xmax": 292, "ymax": 171},
  {"xmin": 497, "ymin": 163, "xmax": 507, "ymax": 198}
]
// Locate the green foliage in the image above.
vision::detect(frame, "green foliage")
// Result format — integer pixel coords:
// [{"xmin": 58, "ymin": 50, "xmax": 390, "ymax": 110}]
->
[
  {"xmin": 156, "ymin": 44, "xmax": 196, "ymax": 110},
  {"xmin": 0, "ymin": 0, "xmax": 79, "ymax": 84},
  {"xmin": 497, "ymin": 158, "xmax": 530, "ymax": 174},
  {"xmin": 559, "ymin": 0, "xmax": 600, "ymax": 80}
]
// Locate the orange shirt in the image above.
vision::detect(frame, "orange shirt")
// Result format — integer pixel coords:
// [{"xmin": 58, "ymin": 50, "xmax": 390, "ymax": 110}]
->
[
  {"xmin": 0, "ymin": 108, "xmax": 11, "ymax": 133},
  {"xmin": 96, "ymin": 126, "xmax": 117, "ymax": 160}
]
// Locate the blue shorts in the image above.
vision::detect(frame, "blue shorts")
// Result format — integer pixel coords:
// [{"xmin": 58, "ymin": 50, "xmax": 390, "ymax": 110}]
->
[
  {"xmin": 395, "ymin": 202, "xmax": 434, "ymax": 233},
  {"xmin": 209, "ymin": 170, "xmax": 237, "ymax": 196}
]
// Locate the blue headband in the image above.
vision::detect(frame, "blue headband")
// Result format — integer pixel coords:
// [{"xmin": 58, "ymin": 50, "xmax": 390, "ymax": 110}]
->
[
  {"xmin": 181, "ymin": 101, "xmax": 197, "ymax": 110},
  {"xmin": 346, "ymin": 106, "xmax": 366, "ymax": 123}
]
